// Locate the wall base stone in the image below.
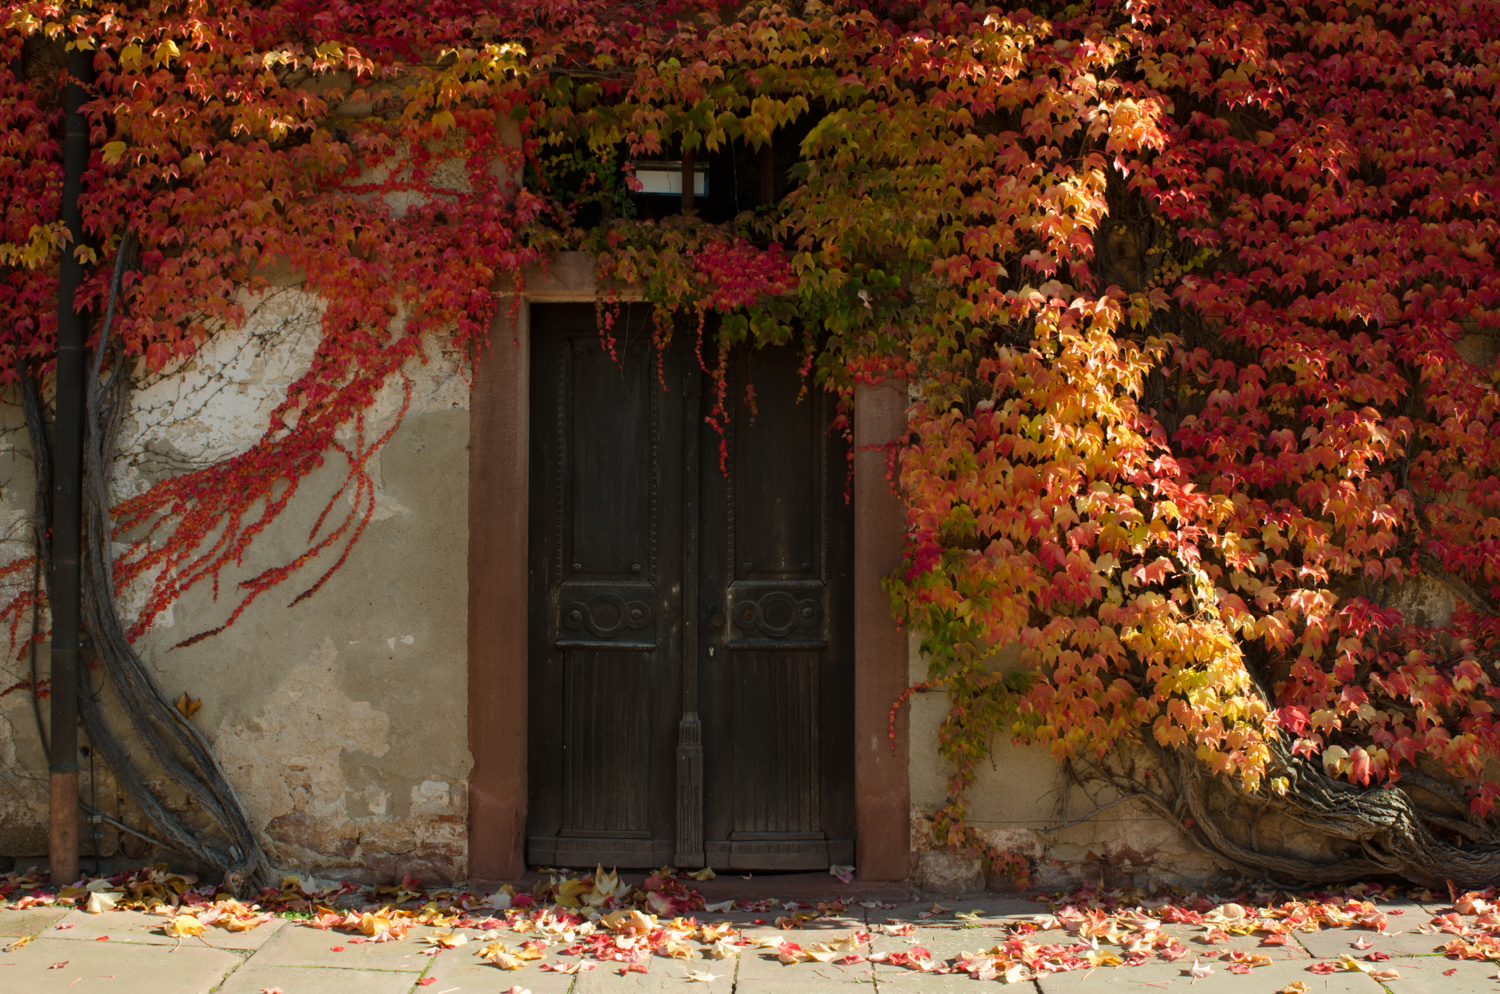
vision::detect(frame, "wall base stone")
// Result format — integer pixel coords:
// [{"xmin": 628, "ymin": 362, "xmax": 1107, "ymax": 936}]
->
[{"xmin": 912, "ymin": 851, "xmax": 986, "ymax": 896}]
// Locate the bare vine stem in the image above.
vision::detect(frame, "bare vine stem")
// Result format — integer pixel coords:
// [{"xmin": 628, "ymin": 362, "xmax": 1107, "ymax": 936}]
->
[{"xmin": 22, "ymin": 232, "xmax": 271, "ymax": 893}]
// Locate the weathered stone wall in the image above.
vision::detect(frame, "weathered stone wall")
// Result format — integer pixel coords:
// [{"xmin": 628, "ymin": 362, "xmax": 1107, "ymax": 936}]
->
[
  {"xmin": 903, "ymin": 637, "xmax": 1229, "ymax": 894},
  {"xmin": 0, "ymin": 288, "xmax": 473, "ymax": 884}
]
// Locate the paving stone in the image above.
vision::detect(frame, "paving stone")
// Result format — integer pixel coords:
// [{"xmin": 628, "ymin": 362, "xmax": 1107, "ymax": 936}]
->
[
  {"xmin": 215, "ymin": 963, "xmax": 422, "ymax": 994},
  {"xmin": 868, "ymin": 922, "xmax": 1018, "ymax": 960},
  {"xmin": 1292, "ymin": 925, "xmax": 1450, "ymax": 960},
  {"xmin": 1376, "ymin": 956, "xmax": 1500, "ymax": 994},
  {"xmin": 46, "ymin": 908, "xmax": 286, "ymax": 950},
  {"xmin": 877, "ymin": 899, "xmax": 1045, "ymax": 926},
  {"xmin": 866, "ymin": 925, "xmax": 1044, "ymax": 994},
  {"xmin": 572, "ymin": 956, "xmax": 734, "ymax": 993},
  {"xmin": 734, "ymin": 949, "xmax": 877, "ymax": 991},
  {"xmin": 727, "ymin": 912, "xmax": 866, "ymax": 933},
  {"xmin": 247, "ymin": 920, "xmax": 435, "ymax": 970},
  {"xmin": 0, "ymin": 905, "xmax": 69, "ymax": 936},
  {"xmin": 733, "ymin": 929, "xmax": 875, "ymax": 992},
  {"xmin": 415, "ymin": 943, "xmax": 579, "ymax": 994},
  {"xmin": 1159, "ymin": 923, "xmax": 1312, "ymax": 960},
  {"xmin": 1035, "ymin": 957, "xmax": 1388, "ymax": 993},
  {"xmin": 0, "ymin": 934, "xmax": 240, "ymax": 994}
]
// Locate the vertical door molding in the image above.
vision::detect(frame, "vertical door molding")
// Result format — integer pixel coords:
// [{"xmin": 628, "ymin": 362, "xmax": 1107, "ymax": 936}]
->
[
  {"xmin": 467, "ymin": 301, "xmax": 531, "ymax": 883},
  {"xmin": 852, "ymin": 377, "xmax": 913, "ymax": 881}
]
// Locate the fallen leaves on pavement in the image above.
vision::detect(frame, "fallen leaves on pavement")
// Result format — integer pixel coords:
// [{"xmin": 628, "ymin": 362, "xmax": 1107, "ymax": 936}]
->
[{"xmin": 10, "ymin": 865, "xmax": 1500, "ymax": 982}]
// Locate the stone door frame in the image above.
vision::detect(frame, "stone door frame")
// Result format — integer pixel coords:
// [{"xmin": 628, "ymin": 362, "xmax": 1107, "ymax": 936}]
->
[{"xmin": 465, "ymin": 254, "xmax": 911, "ymax": 882}]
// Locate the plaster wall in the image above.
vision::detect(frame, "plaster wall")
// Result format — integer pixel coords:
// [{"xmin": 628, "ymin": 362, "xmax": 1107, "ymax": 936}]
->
[
  {"xmin": 903, "ymin": 636, "xmax": 1229, "ymax": 893},
  {"xmin": 0, "ymin": 288, "xmax": 474, "ymax": 884}
]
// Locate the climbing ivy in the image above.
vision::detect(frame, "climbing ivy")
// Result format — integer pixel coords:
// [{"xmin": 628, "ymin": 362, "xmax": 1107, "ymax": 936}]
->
[{"xmin": 3, "ymin": 0, "xmax": 1500, "ymax": 884}]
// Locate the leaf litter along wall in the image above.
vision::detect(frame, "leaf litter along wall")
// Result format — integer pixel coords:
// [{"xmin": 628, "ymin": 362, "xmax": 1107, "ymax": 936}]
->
[{"xmin": 2, "ymin": 0, "xmax": 1500, "ymax": 885}]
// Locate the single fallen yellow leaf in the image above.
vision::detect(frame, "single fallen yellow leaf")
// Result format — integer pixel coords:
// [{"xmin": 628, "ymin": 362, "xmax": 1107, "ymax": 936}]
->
[
  {"xmin": 478, "ymin": 941, "xmax": 523, "ymax": 969},
  {"xmin": 699, "ymin": 922, "xmax": 736, "ymax": 943},
  {"xmin": 688, "ymin": 868, "xmax": 716, "ymax": 881},
  {"xmin": 602, "ymin": 909, "xmax": 655, "ymax": 934},
  {"xmin": 424, "ymin": 931, "xmax": 468, "ymax": 949},
  {"xmin": 85, "ymin": 891, "xmax": 120, "ymax": 914},
  {"xmin": 174, "ymin": 692, "xmax": 201, "ymax": 720},
  {"xmin": 829, "ymin": 933, "xmax": 863, "ymax": 953},
  {"xmin": 3, "ymin": 935, "xmax": 34, "ymax": 952},
  {"xmin": 164, "ymin": 916, "xmax": 205, "ymax": 938},
  {"xmin": 587, "ymin": 865, "xmax": 623, "ymax": 906},
  {"xmin": 1276, "ymin": 983, "xmax": 1309, "ymax": 994},
  {"xmin": 553, "ymin": 879, "xmax": 590, "ymax": 908},
  {"xmin": 706, "ymin": 937, "xmax": 739, "ymax": 959}
]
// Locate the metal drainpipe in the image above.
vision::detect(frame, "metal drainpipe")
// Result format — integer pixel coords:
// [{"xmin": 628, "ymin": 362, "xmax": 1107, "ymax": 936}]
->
[{"xmin": 49, "ymin": 42, "xmax": 95, "ymax": 889}]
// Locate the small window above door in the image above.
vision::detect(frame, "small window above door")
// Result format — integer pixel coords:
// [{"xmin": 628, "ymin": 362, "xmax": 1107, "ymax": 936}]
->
[{"xmin": 632, "ymin": 160, "xmax": 709, "ymax": 198}]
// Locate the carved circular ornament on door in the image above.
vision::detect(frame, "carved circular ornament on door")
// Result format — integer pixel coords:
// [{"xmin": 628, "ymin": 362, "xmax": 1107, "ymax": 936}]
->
[
  {"xmin": 562, "ymin": 593, "xmax": 653, "ymax": 639},
  {"xmin": 733, "ymin": 591, "xmax": 822, "ymax": 638}
]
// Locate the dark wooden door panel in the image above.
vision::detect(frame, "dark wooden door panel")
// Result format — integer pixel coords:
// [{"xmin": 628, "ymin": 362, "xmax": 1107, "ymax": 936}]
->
[
  {"xmin": 528, "ymin": 305, "xmax": 680, "ymax": 866},
  {"xmin": 528, "ymin": 307, "xmax": 851, "ymax": 870},
  {"xmin": 565, "ymin": 343, "xmax": 654, "ymax": 576},
  {"xmin": 730, "ymin": 650, "xmax": 821, "ymax": 834},
  {"xmin": 701, "ymin": 345, "xmax": 854, "ymax": 869},
  {"xmin": 562, "ymin": 650, "xmax": 653, "ymax": 832}
]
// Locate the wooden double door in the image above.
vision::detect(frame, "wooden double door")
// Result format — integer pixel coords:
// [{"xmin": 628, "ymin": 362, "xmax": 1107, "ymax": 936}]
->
[{"xmin": 527, "ymin": 304, "xmax": 854, "ymax": 870}]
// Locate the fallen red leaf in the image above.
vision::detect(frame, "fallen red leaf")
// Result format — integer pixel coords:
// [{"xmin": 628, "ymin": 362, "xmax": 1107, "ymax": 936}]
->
[{"xmin": 331, "ymin": 945, "xmax": 345, "ymax": 952}]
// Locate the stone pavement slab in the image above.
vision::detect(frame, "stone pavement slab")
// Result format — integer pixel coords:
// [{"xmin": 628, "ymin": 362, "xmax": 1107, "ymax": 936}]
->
[
  {"xmin": 879, "ymin": 898, "xmax": 1042, "ymax": 924},
  {"xmin": 1293, "ymin": 923, "xmax": 1450, "ymax": 960},
  {"xmin": 215, "ymin": 962, "xmax": 422, "ymax": 994},
  {"xmin": 1036, "ymin": 958, "xmax": 1386, "ymax": 993},
  {"xmin": 48, "ymin": 907, "xmax": 287, "ymax": 950},
  {"xmin": 249, "ymin": 919, "xmax": 435, "ymax": 971},
  {"xmin": 735, "ymin": 950, "xmax": 877, "ymax": 992},
  {"xmin": 1159, "ymin": 923, "xmax": 1311, "ymax": 960},
  {"xmin": 572, "ymin": 957, "xmax": 735, "ymax": 994},
  {"xmin": 0, "ymin": 905, "xmax": 69, "ymax": 936},
  {"xmin": 415, "ymin": 944, "xmax": 578, "ymax": 994},
  {"xmin": 1377, "ymin": 956, "xmax": 1500, "ymax": 994},
  {"xmin": 734, "ymin": 925, "xmax": 875, "ymax": 992},
  {"xmin": 0, "ymin": 933, "xmax": 240, "ymax": 994},
  {"xmin": 868, "ymin": 922, "xmax": 1018, "ymax": 960},
  {"xmin": 873, "ymin": 966, "xmax": 1038, "ymax": 994}
]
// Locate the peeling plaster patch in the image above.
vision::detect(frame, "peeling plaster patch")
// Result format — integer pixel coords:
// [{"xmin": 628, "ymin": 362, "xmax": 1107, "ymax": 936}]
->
[
  {"xmin": 410, "ymin": 780, "xmax": 452, "ymax": 818},
  {"xmin": 1392, "ymin": 576, "xmax": 1455, "ymax": 630},
  {"xmin": 0, "ymin": 710, "xmax": 17, "ymax": 769},
  {"xmin": 213, "ymin": 637, "xmax": 390, "ymax": 832},
  {"xmin": 363, "ymin": 787, "xmax": 390, "ymax": 816},
  {"xmin": 0, "ymin": 709, "xmax": 52, "ymax": 857}
]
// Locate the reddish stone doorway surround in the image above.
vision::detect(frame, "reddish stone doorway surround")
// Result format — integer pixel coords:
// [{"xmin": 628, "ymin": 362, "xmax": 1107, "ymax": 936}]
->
[{"xmin": 466, "ymin": 256, "xmax": 911, "ymax": 883}]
